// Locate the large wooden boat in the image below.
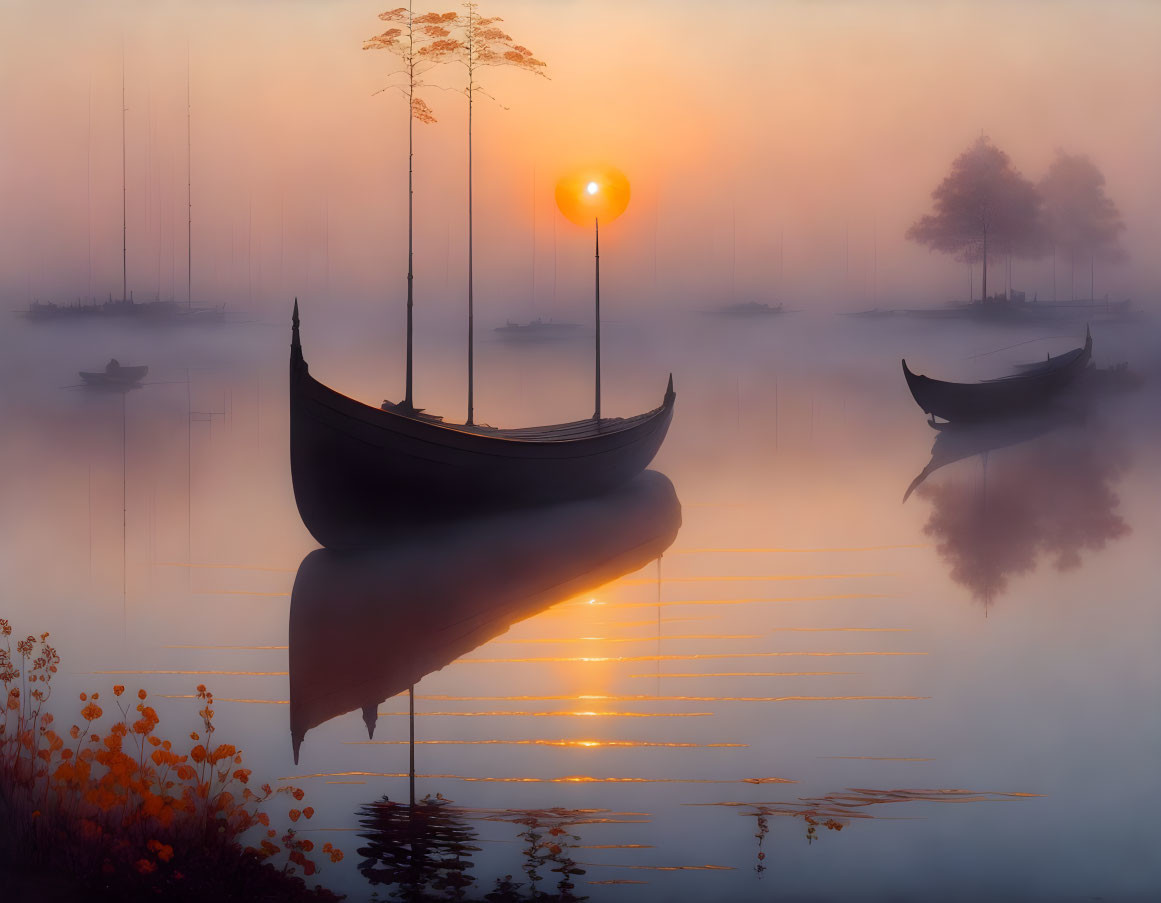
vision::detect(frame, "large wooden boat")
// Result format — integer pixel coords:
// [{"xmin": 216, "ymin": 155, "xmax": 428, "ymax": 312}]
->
[
  {"xmin": 902, "ymin": 327, "xmax": 1091, "ymax": 424},
  {"xmin": 288, "ymin": 470, "xmax": 681, "ymax": 762},
  {"xmin": 289, "ymin": 303, "xmax": 676, "ymax": 548}
]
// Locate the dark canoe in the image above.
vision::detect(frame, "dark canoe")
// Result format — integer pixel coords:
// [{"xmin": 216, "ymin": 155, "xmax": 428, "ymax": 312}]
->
[
  {"xmin": 288, "ymin": 471, "xmax": 681, "ymax": 762},
  {"xmin": 78, "ymin": 365, "xmax": 148, "ymax": 387},
  {"xmin": 289, "ymin": 303, "xmax": 676, "ymax": 548},
  {"xmin": 901, "ymin": 328, "xmax": 1091, "ymax": 424}
]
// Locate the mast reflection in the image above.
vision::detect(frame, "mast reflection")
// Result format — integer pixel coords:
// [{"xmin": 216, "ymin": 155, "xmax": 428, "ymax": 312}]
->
[{"xmin": 289, "ymin": 471, "xmax": 682, "ymax": 763}]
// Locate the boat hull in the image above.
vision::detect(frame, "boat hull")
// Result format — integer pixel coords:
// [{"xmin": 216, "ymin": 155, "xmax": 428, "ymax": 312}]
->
[
  {"xmin": 902, "ymin": 331, "xmax": 1091, "ymax": 424},
  {"xmin": 289, "ymin": 317, "xmax": 675, "ymax": 548},
  {"xmin": 79, "ymin": 365, "xmax": 149, "ymax": 387}
]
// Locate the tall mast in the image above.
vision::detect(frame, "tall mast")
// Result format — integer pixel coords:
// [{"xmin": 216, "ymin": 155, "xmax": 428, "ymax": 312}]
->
[
  {"xmin": 404, "ymin": 2, "xmax": 415, "ymax": 411},
  {"xmin": 187, "ymin": 50, "xmax": 192, "ymax": 310},
  {"xmin": 87, "ymin": 80, "xmax": 92, "ymax": 302},
  {"xmin": 594, "ymin": 217, "xmax": 601, "ymax": 420},
  {"xmin": 121, "ymin": 52, "xmax": 128, "ymax": 304},
  {"xmin": 465, "ymin": 3, "xmax": 475, "ymax": 424}
]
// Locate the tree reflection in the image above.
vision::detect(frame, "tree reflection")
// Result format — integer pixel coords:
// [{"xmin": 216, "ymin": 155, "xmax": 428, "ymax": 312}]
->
[
  {"xmin": 916, "ymin": 422, "xmax": 1130, "ymax": 604},
  {"xmin": 356, "ymin": 797, "xmax": 599, "ymax": 901},
  {"xmin": 358, "ymin": 793, "xmax": 480, "ymax": 901}
]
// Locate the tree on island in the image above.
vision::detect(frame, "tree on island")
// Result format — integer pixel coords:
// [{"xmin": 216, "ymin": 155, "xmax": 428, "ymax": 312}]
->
[
  {"xmin": 907, "ymin": 136, "xmax": 1045, "ymax": 303},
  {"xmin": 424, "ymin": 2, "xmax": 547, "ymax": 424},
  {"xmin": 1039, "ymin": 151, "xmax": 1125, "ymax": 302},
  {"xmin": 364, "ymin": 5, "xmax": 459, "ymax": 412}
]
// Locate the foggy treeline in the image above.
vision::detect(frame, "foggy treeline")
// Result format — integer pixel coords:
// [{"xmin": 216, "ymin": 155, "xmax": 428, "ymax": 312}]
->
[{"xmin": 1, "ymin": 0, "xmax": 1158, "ymax": 320}]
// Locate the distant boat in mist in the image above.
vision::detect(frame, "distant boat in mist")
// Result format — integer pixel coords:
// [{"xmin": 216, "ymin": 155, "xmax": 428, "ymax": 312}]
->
[
  {"xmin": 78, "ymin": 358, "xmax": 148, "ymax": 390},
  {"xmin": 709, "ymin": 301, "xmax": 785, "ymax": 318},
  {"xmin": 493, "ymin": 317, "xmax": 583, "ymax": 342},
  {"xmin": 23, "ymin": 57, "xmax": 228, "ymax": 327}
]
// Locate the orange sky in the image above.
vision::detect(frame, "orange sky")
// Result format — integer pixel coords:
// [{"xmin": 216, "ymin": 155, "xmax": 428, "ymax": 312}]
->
[{"xmin": 1, "ymin": 0, "xmax": 1158, "ymax": 314}]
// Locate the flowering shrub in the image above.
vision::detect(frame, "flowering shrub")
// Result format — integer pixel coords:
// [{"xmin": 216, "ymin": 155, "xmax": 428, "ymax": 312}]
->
[{"xmin": 0, "ymin": 620, "xmax": 343, "ymax": 900}]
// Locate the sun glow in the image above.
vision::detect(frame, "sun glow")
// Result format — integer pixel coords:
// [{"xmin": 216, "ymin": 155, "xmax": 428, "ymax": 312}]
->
[{"xmin": 555, "ymin": 165, "xmax": 630, "ymax": 225}]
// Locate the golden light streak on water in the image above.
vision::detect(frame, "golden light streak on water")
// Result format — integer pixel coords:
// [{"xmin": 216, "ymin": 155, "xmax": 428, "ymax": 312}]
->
[
  {"xmin": 374, "ymin": 710, "xmax": 715, "ymax": 718},
  {"xmin": 345, "ymin": 739, "xmax": 748, "ymax": 748},
  {"xmin": 280, "ymin": 772, "xmax": 796, "ymax": 785},
  {"xmin": 618, "ymin": 573, "xmax": 896, "ymax": 586},
  {"xmin": 602, "ymin": 593, "xmax": 893, "ymax": 609},
  {"xmin": 767, "ymin": 627, "xmax": 910, "ymax": 632},
  {"xmin": 630, "ymin": 671, "xmax": 858, "ymax": 678},
  {"xmin": 500, "ymin": 634, "xmax": 761, "ymax": 644},
  {"xmin": 670, "ymin": 545, "xmax": 931, "ymax": 554},
  {"xmin": 460, "ymin": 651, "xmax": 926, "ymax": 664},
  {"xmin": 413, "ymin": 694, "xmax": 926, "ymax": 703}
]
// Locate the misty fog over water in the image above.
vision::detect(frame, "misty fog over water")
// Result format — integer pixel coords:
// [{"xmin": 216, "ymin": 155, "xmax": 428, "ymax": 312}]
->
[{"xmin": 2, "ymin": 1, "xmax": 1160, "ymax": 901}]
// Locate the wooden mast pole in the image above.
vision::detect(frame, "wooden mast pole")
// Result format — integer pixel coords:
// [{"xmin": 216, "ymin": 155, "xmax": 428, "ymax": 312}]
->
[
  {"xmin": 466, "ymin": 12, "xmax": 475, "ymax": 424},
  {"xmin": 121, "ymin": 53, "xmax": 128, "ymax": 304},
  {"xmin": 404, "ymin": 3, "xmax": 416, "ymax": 410},
  {"xmin": 187, "ymin": 51, "xmax": 192, "ymax": 311},
  {"xmin": 594, "ymin": 217, "xmax": 601, "ymax": 420}
]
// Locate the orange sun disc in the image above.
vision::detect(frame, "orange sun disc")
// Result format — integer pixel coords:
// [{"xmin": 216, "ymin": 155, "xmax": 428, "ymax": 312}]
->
[{"xmin": 555, "ymin": 165, "xmax": 631, "ymax": 226}]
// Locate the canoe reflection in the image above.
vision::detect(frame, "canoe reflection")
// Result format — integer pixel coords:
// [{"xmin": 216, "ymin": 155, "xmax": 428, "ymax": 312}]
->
[
  {"xmin": 289, "ymin": 471, "xmax": 682, "ymax": 763},
  {"xmin": 909, "ymin": 417, "xmax": 1130, "ymax": 604}
]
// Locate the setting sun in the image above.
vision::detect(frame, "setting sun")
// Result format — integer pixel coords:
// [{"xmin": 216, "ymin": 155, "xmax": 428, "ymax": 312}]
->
[{"xmin": 555, "ymin": 166, "xmax": 631, "ymax": 226}]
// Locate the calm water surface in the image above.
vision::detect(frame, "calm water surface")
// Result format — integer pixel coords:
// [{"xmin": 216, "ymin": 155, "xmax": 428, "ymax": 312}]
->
[{"xmin": 2, "ymin": 310, "xmax": 1159, "ymax": 901}]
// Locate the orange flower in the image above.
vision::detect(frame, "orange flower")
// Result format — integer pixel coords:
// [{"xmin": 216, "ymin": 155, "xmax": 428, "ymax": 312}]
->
[
  {"xmin": 138, "ymin": 689, "xmax": 147, "ymax": 700},
  {"xmin": 289, "ymin": 809, "xmax": 301, "ymax": 822},
  {"xmin": 113, "ymin": 685, "xmax": 125, "ymax": 697},
  {"xmin": 134, "ymin": 859, "xmax": 156, "ymax": 874},
  {"xmin": 329, "ymin": 849, "xmax": 344, "ymax": 863},
  {"xmin": 291, "ymin": 788, "xmax": 305, "ymax": 802},
  {"xmin": 302, "ymin": 806, "xmax": 314, "ymax": 820},
  {"xmin": 80, "ymin": 703, "xmax": 102, "ymax": 721}
]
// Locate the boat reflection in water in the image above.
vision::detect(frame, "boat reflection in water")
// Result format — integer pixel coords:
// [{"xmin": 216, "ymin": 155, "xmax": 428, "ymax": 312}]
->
[
  {"xmin": 288, "ymin": 470, "xmax": 682, "ymax": 763},
  {"xmin": 907, "ymin": 415, "xmax": 1131, "ymax": 604}
]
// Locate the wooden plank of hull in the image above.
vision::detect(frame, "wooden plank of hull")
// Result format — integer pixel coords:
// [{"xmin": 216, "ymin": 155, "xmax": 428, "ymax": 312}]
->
[
  {"xmin": 289, "ymin": 316, "xmax": 676, "ymax": 548},
  {"xmin": 901, "ymin": 330, "xmax": 1091, "ymax": 424},
  {"xmin": 288, "ymin": 470, "xmax": 682, "ymax": 762}
]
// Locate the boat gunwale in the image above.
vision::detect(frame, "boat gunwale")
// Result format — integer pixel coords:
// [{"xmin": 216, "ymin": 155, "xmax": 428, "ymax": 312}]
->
[{"xmin": 295, "ymin": 364, "xmax": 673, "ymax": 450}]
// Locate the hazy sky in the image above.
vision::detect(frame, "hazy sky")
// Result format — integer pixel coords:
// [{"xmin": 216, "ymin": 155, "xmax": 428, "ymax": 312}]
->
[{"xmin": 1, "ymin": 0, "xmax": 1158, "ymax": 315}]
